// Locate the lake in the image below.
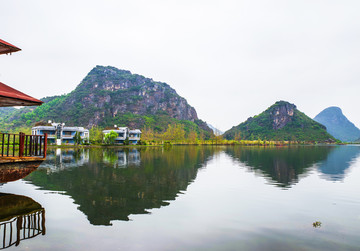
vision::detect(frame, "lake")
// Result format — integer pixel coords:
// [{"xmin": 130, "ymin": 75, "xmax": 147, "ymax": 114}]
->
[{"xmin": 1, "ymin": 145, "xmax": 360, "ymax": 250}]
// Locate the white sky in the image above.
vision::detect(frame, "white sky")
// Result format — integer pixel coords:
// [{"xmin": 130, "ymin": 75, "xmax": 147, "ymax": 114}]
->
[{"xmin": 1, "ymin": 0, "xmax": 359, "ymax": 132}]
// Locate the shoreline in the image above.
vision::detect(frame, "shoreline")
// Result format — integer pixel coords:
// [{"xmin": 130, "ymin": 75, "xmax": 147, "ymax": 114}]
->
[{"xmin": 47, "ymin": 142, "xmax": 352, "ymax": 149}]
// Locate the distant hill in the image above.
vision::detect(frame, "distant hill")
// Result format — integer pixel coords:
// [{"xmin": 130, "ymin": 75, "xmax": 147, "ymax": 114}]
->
[
  {"xmin": 2, "ymin": 66, "xmax": 213, "ymax": 137},
  {"xmin": 314, "ymin": 107, "xmax": 360, "ymax": 142},
  {"xmin": 224, "ymin": 101, "xmax": 335, "ymax": 142},
  {"xmin": 0, "ymin": 107, "xmax": 16, "ymax": 117},
  {"xmin": 206, "ymin": 123, "xmax": 223, "ymax": 136}
]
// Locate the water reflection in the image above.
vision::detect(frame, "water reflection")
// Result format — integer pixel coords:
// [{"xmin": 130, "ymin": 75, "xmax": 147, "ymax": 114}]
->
[
  {"xmin": 103, "ymin": 148, "xmax": 141, "ymax": 167},
  {"xmin": 0, "ymin": 193, "xmax": 46, "ymax": 249},
  {"xmin": 23, "ymin": 145, "xmax": 360, "ymax": 228},
  {"xmin": 3, "ymin": 146, "xmax": 360, "ymax": 250},
  {"xmin": 318, "ymin": 145, "xmax": 360, "ymax": 181},
  {"xmin": 25, "ymin": 146, "xmax": 217, "ymax": 225},
  {"xmin": 225, "ymin": 146, "xmax": 334, "ymax": 188},
  {"xmin": 40, "ymin": 148, "xmax": 90, "ymax": 171},
  {"xmin": 0, "ymin": 161, "xmax": 42, "ymax": 183},
  {"xmin": 42, "ymin": 148, "xmax": 143, "ymax": 171}
]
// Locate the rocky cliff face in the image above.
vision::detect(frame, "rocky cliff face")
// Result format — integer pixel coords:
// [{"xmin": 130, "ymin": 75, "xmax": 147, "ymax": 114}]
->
[
  {"xmin": 66, "ymin": 66, "xmax": 199, "ymax": 127},
  {"xmin": 224, "ymin": 101, "xmax": 334, "ymax": 142},
  {"xmin": 270, "ymin": 102, "xmax": 295, "ymax": 130},
  {"xmin": 80, "ymin": 66, "xmax": 198, "ymax": 125},
  {"xmin": 4, "ymin": 66, "xmax": 212, "ymax": 136}
]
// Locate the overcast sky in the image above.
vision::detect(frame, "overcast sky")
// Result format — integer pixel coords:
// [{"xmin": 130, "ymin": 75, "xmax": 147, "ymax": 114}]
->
[{"xmin": 1, "ymin": 0, "xmax": 359, "ymax": 131}]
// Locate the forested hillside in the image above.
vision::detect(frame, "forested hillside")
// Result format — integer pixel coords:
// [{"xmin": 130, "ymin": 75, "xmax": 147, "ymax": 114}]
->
[
  {"xmin": 224, "ymin": 101, "xmax": 335, "ymax": 142},
  {"xmin": 1, "ymin": 66, "xmax": 213, "ymax": 138}
]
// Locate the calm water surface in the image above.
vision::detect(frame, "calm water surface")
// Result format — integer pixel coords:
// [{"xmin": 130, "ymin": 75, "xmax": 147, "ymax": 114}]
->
[{"xmin": 1, "ymin": 145, "xmax": 360, "ymax": 250}]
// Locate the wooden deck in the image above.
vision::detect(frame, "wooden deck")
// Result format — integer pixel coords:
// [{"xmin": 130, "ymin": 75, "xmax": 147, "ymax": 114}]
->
[
  {"xmin": 0, "ymin": 132, "xmax": 48, "ymax": 182},
  {"xmin": 0, "ymin": 156, "xmax": 46, "ymax": 164}
]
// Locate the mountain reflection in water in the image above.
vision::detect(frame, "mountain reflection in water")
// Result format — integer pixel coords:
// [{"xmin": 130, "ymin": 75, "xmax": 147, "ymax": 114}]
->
[
  {"xmin": 318, "ymin": 145, "xmax": 360, "ymax": 181},
  {"xmin": 25, "ymin": 146, "xmax": 217, "ymax": 225},
  {"xmin": 225, "ymin": 146, "xmax": 335, "ymax": 188},
  {"xmin": 23, "ymin": 145, "xmax": 360, "ymax": 227}
]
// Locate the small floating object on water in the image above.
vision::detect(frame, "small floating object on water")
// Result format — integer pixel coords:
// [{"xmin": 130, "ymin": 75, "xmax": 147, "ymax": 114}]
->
[{"xmin": 312, "ymin": 221, "xmax": 322, "ymax": 228}]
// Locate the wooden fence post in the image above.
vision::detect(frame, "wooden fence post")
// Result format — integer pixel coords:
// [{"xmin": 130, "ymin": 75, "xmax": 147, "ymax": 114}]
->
[
  {"xmin": 16, "ymin": 216, "xmax": 22, "ymax": 246},
  {"xmin": 29, "ymin": 136, "xmax": 33, "ymax": 156},
  {"xmin": 41, "ymin": 209, "xmax": 46, "ymax": 235},
  {"xmin": 19, "ymin": 132, "xmax": 25, "ymax": 157},
  {"xmin": 1, "ymin": 133, "xmax": 4, "ymax": 156},
  {"xmin": 43, "ymin": 133, "xmax": 47, "ymax": 158}
]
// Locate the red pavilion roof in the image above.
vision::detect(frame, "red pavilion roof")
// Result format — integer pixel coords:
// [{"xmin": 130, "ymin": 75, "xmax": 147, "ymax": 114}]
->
[
  {"xmin": 0, "ymin": 82, "xmax": 43, "ymax": 107},
  {"xmin": 0, "ymin": 39, "xmax": 21, "ymax": 55},
  {"xmin": 0, "ymin": 38, "xmax": 42, "ymax": 107}
]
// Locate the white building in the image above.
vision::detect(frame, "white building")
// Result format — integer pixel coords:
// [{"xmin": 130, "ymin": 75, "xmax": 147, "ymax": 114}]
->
[
  {"xmin": 103, "ymin": 126, "xmax": 141, "ymax": 144},
  {"xmin": 129, "ymin": 129, "xmax": 142, "ymax": 144},
  {"xmin": 32, "ymin": 122, "xmax": 89, "ymax": 145}
]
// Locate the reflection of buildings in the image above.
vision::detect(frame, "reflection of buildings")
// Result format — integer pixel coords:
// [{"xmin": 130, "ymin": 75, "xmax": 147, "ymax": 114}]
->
[
  {"xmin": 128, "ymin": 149, "xmax": 141, "ymax": 166},
  {"xmin": 42, "ymin": 148, "xmax": 141, "ymax": 170},
  {"xmin": 0, "ymin": 193, "xmax": 45, "ymax": 249},
  {"xmin": 117, "ymin": 151, "xmax": 127, "ymax": 166},
  {"xmin": 40, "ymin": 148, "xmax": 90, "ymax": 171},
  {"xmin": 103, "ymin": 149, "xmax": 141, "ymax": 167}
]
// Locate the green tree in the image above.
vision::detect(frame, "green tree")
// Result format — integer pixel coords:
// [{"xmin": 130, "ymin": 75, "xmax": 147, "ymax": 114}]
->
[
  {"xmin": 74, "ymin": 132, "xmax": 82, "ymax": 145},
  {"xmin": 199, "ymin": 131, "xmax": 205, "ymax": 144},
  {"xmin": 163, "ymin": 124, "xmax": 185, "ymax": 143},
  {"xmin": 90, "ymin": 126, "xmax": 104, "ymax": 144},
  {"xmin": 187, "ymin": 131, "xmax": 198, "ymax": 144},
  {"xmin": 104, "ymin": 130, "xmax": 118, "ymax": 145},
  {"xmin": 234, "ymin": 132, "xmax": 242, "ymax": 141},
  {"xmin": 124, "ymin": 137, "xmax": 129, "ymax": 145},
  {"xmin": 142, "ymin": 126, "xmax": 154, "ymax": 141}
]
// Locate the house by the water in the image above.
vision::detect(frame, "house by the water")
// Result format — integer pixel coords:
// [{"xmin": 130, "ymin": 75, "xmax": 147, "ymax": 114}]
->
[
  {"xmin": 103, "ymin": 127, "xmax": 141, "ymax": 144},
  {"xmin": 32, "ymin": 122, "xmax": 89, "ymax": 145}
]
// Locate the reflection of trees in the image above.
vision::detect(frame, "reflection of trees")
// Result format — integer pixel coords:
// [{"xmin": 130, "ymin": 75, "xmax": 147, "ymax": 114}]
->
[
  {"xmin": 225, "ymin": 146, "xmax": 333, "ymax": 188},
  {"xmin": 318, "ymin": 146, "xmax": 360, "ymax": 181},
  {"xmin": 0, "ymin": 193, "xmax": 45, "ymax": 249},
  {"xmin": 25, "ymin": 146, "xmax": 218, "ymax": 225}
]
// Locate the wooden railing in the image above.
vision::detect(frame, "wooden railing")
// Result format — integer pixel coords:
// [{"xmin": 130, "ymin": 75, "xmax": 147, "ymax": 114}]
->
[
  {"xmin": 0, "ymin": 209, "xmax": 45, "ymax": 249},
  {"xmin": 0, "ymin": 133, "xmax": 47, "ymax": 158}
]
